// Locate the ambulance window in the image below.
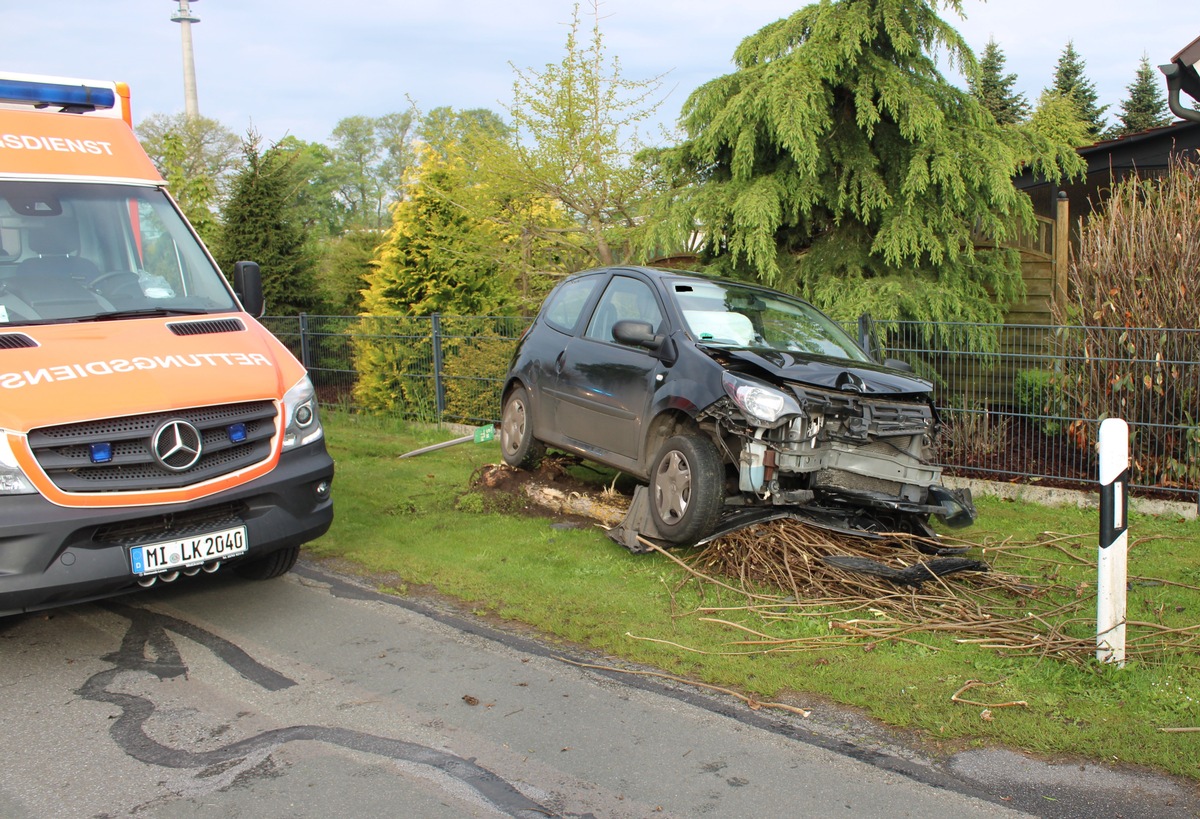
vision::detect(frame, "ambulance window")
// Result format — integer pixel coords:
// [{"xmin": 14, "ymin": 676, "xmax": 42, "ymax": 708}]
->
[
  {"xmin": 0, "ymin": 226, "xmax": 18, "ymax": 262},
  {"xmin": 136, "ymin": 201, "xmax": 189, "ymax": 296},
  {"xmin": 0, "ymin": 180, "xmax": 236, "ymax": 323}
]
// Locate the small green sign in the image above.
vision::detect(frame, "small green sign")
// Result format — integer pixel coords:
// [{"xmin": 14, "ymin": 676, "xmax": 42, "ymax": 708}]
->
[{"xmin": 474, "ymin": 424, "xmax": 496, "ymax": 443}]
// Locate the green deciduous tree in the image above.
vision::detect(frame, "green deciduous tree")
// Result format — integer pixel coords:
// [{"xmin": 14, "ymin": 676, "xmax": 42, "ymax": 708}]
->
[
  {"xmin": 640, "ymin": 0, "xmax": 1083, "ymax": 329},
  {"xmin": 969, "ymin": 39, "xmax": 1030, "ymax": 125},
  {"xmin": 137, "ymin": 112, "xmax": 239, "ymax": 244},
  {"xmin": 274, "ymin": 136, "xmax": 347, "ymax": 238},
  {"xmin": 1046, "ymin": 41, "xmax": 1109, "ymax": 140},
  {"xmin": 214, "ymin": 133, "xmax": 320, "ymax": 315},
  {"xmin": 328, "ymin": 112, "xmax": 415, "ymax": 230},
  {"xmin": 494, "ymin": 0, "xmax": 665, "ymax": 267},
  {"xmin": 1114, "ymin": 54, "xmax": 1172, "ymax": 137},
  {"xmin": 419, "ymin": 107, "xmax": 511, "ymax": 162}
]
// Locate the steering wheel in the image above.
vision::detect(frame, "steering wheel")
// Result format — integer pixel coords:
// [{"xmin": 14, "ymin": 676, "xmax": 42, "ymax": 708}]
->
[{"xmin": 89, "ymin": 271, "xmax": 144, "ymax": 299}]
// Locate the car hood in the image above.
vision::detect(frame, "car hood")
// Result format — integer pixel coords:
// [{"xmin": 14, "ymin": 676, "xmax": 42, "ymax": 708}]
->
[{"xmin": 716, "ymin": 347, "xmax": 932, "ymax": 396}]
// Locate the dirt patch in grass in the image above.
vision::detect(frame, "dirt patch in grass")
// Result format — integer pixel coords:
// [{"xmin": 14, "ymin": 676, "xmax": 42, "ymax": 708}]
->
[{"xmin": 467, "ymin": 455, "xmax": 631, "ymax": 526}]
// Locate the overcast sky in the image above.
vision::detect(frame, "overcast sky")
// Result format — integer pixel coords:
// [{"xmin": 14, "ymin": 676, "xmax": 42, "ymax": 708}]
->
[{"xmin": 4, "ymin": 1, "xmax": 1194, "ymax": 145}]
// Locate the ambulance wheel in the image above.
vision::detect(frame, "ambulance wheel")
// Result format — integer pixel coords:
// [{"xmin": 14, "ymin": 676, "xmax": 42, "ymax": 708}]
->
[{"xmin": 233, "ymin": 545, "xmax": 299, "ymax": 580}]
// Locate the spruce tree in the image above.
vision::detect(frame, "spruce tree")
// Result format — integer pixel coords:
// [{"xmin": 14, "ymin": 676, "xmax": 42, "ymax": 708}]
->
[
  {"xmin": 1114, "ymin": 55, "xmax": 1171, "ymax": 137},
  {"xmin": 216, "ymin": 135, "xmax": 320, "ymax": 316},
  {"xmin": 969, "ymin": 39, "xmax": 1030, "ymax": 125},
  {"xmin": 1028, "ymin": 90, "xmax": 1093, "ymax": 148},
  {"xmin": 640, "ymin": 0, "xmax": 1083, "ymax": 329},
  {"xmin": 1046, "ymin": 41, "xmax": 1109, "ymax": 140}
]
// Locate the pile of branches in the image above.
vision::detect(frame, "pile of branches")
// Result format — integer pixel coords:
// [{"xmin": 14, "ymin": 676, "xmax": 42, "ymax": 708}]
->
[{"xmin": 638, "ymin": 520, "xmax": 1200, "ymax": 666}]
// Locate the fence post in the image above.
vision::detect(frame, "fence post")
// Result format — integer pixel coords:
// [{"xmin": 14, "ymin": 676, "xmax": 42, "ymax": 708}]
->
[
  {"xmin": 298, "ymin": 312, "xmax": 311, "ymax": 370},
  {"xmin": 431, "ymin": 313, "xmax": 445, "ymax": 418},
  {"xmin": 1097, "ymin": 418, "xmax": 1129, "ymax": 667},
  {"xmin": 1053, "ymin": 192, "xmax": 1069, "ymax": 308}
]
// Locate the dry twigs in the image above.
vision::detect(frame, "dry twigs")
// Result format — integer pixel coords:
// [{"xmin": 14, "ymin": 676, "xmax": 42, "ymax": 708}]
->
[
  {"xmin": 950, "ymin": 679, "xmax": 1029, "ymax": 708},
  {"xmin": 628, "ymin": 519, "xmax": 1199, "ymax": 667}
]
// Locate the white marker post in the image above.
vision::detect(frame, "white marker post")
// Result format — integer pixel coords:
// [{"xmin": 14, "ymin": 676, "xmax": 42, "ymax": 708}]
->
[{"xmin": 1097, "ymin": 418, "xmax": 1129, "ymax": 667}]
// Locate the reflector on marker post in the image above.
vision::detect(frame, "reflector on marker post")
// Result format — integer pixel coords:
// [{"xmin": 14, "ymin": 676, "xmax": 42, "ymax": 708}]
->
[{"xmin": 1097, "ymin": 418, "xmax": 1128, "ymax": 667}]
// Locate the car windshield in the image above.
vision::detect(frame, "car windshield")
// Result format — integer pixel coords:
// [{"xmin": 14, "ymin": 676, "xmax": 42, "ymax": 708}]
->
[
  {"xmin": 669, "ymin": 278, "xmax": 871, "ymax": 362},
  {"xmin": 0, "ymin": 180, "xmax": 237, "ymax": 325}
]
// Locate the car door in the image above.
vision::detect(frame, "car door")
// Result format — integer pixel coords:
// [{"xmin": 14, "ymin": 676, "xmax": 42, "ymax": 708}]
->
[
  {"xmin": 552, "ymin": 275, "xmax": 666, "ymax": 466},
  {"xmin": 523, "ymin": 273, "xmax": 605, "ymax": 451}
]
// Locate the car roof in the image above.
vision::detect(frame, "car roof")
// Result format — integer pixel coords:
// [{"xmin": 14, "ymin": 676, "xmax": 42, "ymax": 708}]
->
[{"xmin": 567, "ymin": 265, "xmax": 811, "ymax": 302}]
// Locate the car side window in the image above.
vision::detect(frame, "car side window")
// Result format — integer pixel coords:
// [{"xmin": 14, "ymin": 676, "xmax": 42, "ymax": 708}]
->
[
  {"xmin": 542, "ymin": 276, "xmax": 601, "ymax": 333},
  {"xmin": 584, "ymin": 276, "xmax": 663, "ymax": 343}
]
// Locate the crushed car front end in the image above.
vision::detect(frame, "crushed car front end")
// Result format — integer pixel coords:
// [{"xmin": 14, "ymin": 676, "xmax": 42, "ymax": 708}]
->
[
  {"xmin": 702, "ymin": 360, "xmax": 975, "ymax": 535},
  {"xmin": 665, "ymin": 274, "xmax": 976, "ymax": 538}
]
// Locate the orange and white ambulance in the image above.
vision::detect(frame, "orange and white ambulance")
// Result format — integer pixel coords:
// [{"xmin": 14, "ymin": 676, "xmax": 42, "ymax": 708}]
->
[{"xmin": 0, "ymin": 73, "xmax": 334, "ymax": 614}]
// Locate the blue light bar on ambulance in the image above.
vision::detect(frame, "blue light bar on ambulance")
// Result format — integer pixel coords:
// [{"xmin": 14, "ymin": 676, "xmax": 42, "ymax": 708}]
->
[{"xmin": 0, "ymin": 77, "xmax": 116, "ymax": 112}]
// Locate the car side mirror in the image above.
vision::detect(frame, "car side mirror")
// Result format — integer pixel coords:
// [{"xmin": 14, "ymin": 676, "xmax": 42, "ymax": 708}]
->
[
  {"xmin": 233, "ymin": 260, "xmax": 265, "ymax": 318},
  {"xmin": 613, "ymin": 319, "xmax": 660, "ymax": 350},
  {"xmin": 883, "ymin": 357, "xmax": 913, "ymax": 373}
]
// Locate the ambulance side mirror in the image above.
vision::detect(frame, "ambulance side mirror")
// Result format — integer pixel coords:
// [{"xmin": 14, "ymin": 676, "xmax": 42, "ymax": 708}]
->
[{"xmin": 233, "ymin": 260, "xmax": 265, "ymax": 318}]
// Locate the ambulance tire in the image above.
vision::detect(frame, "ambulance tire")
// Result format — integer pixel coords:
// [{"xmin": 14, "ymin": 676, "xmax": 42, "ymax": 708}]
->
[{"xmin": 233, "ymin": 545, "xmax": 300, "ymax": 580}]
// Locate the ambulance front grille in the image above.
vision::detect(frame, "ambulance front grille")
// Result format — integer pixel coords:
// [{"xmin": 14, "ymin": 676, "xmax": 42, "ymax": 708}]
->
[
  {"xmin": 27, "ymin": 401, "xmax": 276, "ymax": 492},
  {"xmin": 93, "ymin": 502, "xmax": 248, "ymax": 547}
]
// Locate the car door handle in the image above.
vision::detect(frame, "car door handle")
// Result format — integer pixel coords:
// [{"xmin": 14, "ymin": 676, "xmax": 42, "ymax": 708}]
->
[{"xmin": 555, "ymin": 350, "xmax": 566, "ymax": 373}]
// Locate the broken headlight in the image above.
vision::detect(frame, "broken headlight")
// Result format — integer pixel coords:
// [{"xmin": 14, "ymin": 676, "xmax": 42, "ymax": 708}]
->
[{"xmin": 721, "ymin": 372, "xmax": 802, "ymax": 428}]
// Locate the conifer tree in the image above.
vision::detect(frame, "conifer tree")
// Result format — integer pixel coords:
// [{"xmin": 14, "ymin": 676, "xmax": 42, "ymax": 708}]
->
[
  {"xmin": 640, "ymin": 0, "xmax": 1083, "ymax": 328},
  {"xmin": 969, "ymin": 39, "xmax": 1029, "ymax": 125},
  {"xmin": 1046, "ymin": 41, "xmax": 1109, "ymax": 140},
  {"xmin": 361, "ymin": 144, "xmax": 506, "ymax": 318},
  {"xmin": 215, "ymin": 134, "xmax": 319, "ymax": 316},
  {"xmin": 1028, "ymin": 90, "xmax": 1094, "ymax": 148},
  {"xmin": 1114, "ymin": 55, "xmax": 1171, "ymax": 137}
]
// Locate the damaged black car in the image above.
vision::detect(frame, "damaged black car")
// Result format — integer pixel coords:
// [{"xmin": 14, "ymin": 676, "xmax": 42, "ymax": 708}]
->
[{"xmin": 499, "ymin": 266, "xmax": 975, "ymax": 548}]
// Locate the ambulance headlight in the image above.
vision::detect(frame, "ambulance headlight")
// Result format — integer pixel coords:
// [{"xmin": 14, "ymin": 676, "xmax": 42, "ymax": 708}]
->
[
  {"xmin": 282, "ymin": 376, "xmax": 324, "ymax": 450},
  {"xmin": 0, "ymin": 433, "xmax": 37, "ymax": 495}
]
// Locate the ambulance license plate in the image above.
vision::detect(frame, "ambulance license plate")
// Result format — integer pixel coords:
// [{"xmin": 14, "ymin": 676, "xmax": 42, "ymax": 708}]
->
[{"xmin": 130, "ymin": 526, "xmax": 247, "ymax": 576}]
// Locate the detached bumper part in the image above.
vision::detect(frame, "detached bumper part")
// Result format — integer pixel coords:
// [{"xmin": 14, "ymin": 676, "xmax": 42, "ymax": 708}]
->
[
  {"xmin": 929, "ymin": 485, "xmax": 976, "ymax": 529},
  {"xmin": 606, "ymin": 485, "xmax": 666, "ymax": 553}
]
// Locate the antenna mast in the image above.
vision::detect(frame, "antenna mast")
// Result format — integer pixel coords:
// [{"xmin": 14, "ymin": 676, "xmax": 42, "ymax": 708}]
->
[{"xmin": 171, "ymin": 0, "xmax": 201, "ymax": 118}]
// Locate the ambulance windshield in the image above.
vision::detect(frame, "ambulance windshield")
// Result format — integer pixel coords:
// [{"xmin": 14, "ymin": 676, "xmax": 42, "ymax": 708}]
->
[{"xmin": 0, "ymin": 180, "xmax": 237, "ymax": 325}]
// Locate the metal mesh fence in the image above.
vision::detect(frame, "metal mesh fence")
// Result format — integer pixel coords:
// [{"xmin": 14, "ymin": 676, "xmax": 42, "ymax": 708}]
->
[
  {"xmin": 882, "ymin": 321, "xmax": 1199, "ymax": 502},
  {"xmin": 262, "ymin": 314, "xmax": 533, "ymax": 425},
  {"xmin": 263, "ymin": 314, "xmax": 1199, "ymax": 506}
]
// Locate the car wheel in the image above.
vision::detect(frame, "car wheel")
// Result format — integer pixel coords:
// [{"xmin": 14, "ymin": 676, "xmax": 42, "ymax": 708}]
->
[
  {"xmin": 649, "ymin": 435, "xmax": 724, "ymax": 545},
  {"xmin": 233, "ymin": 545, "xmax": 299, "ymax": 580},
  {"xmin": 500, "ymin": 385, "xmax": 545, "ymax": 469}
]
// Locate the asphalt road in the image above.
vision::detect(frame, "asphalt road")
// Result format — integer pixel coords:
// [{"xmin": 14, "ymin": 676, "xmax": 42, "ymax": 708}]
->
[{"xmin": 0, "ymin": 561, "xmax": 1195, "ymax": 818}]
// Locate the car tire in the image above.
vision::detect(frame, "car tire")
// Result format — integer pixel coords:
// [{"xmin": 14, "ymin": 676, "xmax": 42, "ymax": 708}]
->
[
  {"xmin": 500, "ymin": 385, "xmax": 545, "ymax": 470},
  {"xmin": 649, "ymin": 435, "xmax": 724, "ymax": 545},
  {"xmin": 233, "ymin": 545, "xmax": 299, "ymax": 580}
]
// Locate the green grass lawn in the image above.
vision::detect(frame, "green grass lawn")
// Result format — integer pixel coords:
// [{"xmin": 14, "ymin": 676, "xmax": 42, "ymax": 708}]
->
[{"xmin": 307, "ymin": 411, "xmax": 1200, "ymax": 780}]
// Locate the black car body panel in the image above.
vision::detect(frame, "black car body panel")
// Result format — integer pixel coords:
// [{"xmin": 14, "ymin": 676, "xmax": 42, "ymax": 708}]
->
[
  {"xmin": 717, "ymin": 348, "xmax": 933, "ymax": 396},
  {"xmin": 501, "ymin": 266, "xmax": 974, "ymax": 544}
]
